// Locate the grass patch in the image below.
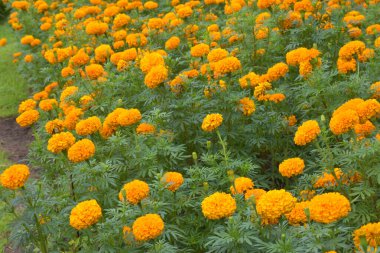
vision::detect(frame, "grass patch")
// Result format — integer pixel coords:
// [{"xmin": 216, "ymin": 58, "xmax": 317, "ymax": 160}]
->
[
  {"xmin": 0, "ymin": 23, "xmax": 27, "ymax": 117},
  {"xmin": 0, "ymin": 150, "xmax": 13, "ymax": 251}
]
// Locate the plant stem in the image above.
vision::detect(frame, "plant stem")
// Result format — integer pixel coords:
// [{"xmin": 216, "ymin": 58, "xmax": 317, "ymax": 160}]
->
[{"xmin": 216, "ymin": 130, "xmax": 228, "ymax": 166}]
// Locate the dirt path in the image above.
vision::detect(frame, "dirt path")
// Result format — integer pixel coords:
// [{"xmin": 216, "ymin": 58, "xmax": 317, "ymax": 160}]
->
[{"xmin": 0, "ymin": 117, "xmax": 33, "ymax": 164}]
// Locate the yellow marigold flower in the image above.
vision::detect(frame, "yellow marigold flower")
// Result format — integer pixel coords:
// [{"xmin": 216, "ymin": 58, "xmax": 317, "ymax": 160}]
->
[
  {"xmin": 287, "ymin": 115, "xmax": 297, "ymax": 126},
  {"xmin": 256, "ymin": 189, "xmax": 297, "ymax": 224},
  {"xmin": 144, "ymin": 1, "xmax": 159, "ymax": 9},
  {"xmin": 239, "ymin": 72, "xmax": 261, "ymax": 89},
  {"xmin": 279, "ymin": 157, "xmax": 305, "ymax": 178},
  {"xmin": 67, "ymin": 139, "xmax": 95, "ymax": 163},
  {"xmin": 313, "ymin": 168, "xmax": 344, "ymax": 188},
  {"xmin": 85, "ymin": 21, "xmax": 108, "ymax": 35},
  {"xmin": 309, "ymin": 192, "xmax": 351, "ymax": 223},
  {"xmin": 33, "ymin": 91, "xmax": 49, "ymax": 101},
  {"xmin": 132, "ymin": 214, "xmax": 164, "ymax": 241},
  {"xmin": 375, "ymin": 37, "xmax": 380, "ymax": 48},
  {"xmin": 213, "ymin": 56, "xmax": 241, "ymax": 77},
  {"xmin": 353, "ymin": 222, "xmax": 380, "ymax": 252},
  {"xmin": 207, "ymin": 48, "xmax": 228, "ymax": 63},
  {"xmin": 85, "ymin": 64, "xmax": 105, "ymax": 80},
  {"xmin": 354, "ymin": 120, "xmax": 376, "ymax": 138},
  {"xmin": 201, "ymin": 113, "xmax": 223, "ymax": 132},
  {"xmin": 47, "ymin": 132, "xmax": 76, "ymax": 153},
  {"xmin": 177, "ymin": 6, "xmax": 193, "ymax": 18},
  {"xmin": 165, "ymin": 36, "xmax": 180, "ymax": 50},
  {"xmin": 39, "ymin": 99, "xmax": 58, "ymax": 112},
  {"xmin": 70, "ymin": 50, "xmax": 90, "ymax": 67},
  {"xmin": 356, "ymin": 99, "xmax": 380, "ymax": 121},
  {"xmin": 45, "ymin": 119, "xmax": 65, "ymax": 134},
  {"xmin": 16, "ymin": 109, "xmax": 39, "ymax": 127},
  {"xmin": 117, "ymin": 108, "xmax": 142, "ymax": 126},
  {"xmin": 201, "ymin": 192, "xmax": 237, "ymax": 220},
  {"xmin": 265, "ymin": 62, "xmax": 289, "ymax": 82},
  {"xmin": 24, "ymin": 55, "xmax": 33, "ymax": 63},
  {"xmin": 0, "ymin": 38, "xmax": 7, "ymax": 47},
  {"xmin": 144, "ymin": 65, "xmax": 168, "ymax": 89},
  {"xmin": 119, "ymin": 179, "xmax": 149, "ymax": 204},
  {"xmin": 69, "ymin": 200, "xmax": 102, "ymax": 230},
  {"xmin": 244, "ymin": 188, "xmax": 266, "ymax": 202},
  {"xmin": 338, "ymin": 40, "xmax": 366, "ymax": 60},
  {"xmin": 370, "ymin": 81, "xmax": 380, "ymax": 99},
  {"xmin": 113, "ymin": 14, "xmax": 130, "ymax": 29},
  {"xmin": 64, "ymin": 108, "xmax": 83, "ymax": 130},
  {"xmin": 94, "ymin": 44, "xmax": 114, "ymax": 63},
  {"xmin": 136, "ymin": 123, "xmax": 155, "ymax": 134},
  {"xmin": 230, "ymin": 177, "xmax": 254, "ymax": 194},
  {"xmin": 337, "ymin": 58, "xmax": 356, "ymax": 74},
  {"xmin": 61, "ymin": 67, "xmax": 75, "ymax": 78},
  {"xmin": 139, "ymin": 52, "xmax": 164, "ymax": 74},
  {"xmin": 329, "ymin": 109, "xmax": 360, "ymax": 135},
  {"xmin": 239, "ymin": 97, "xmax": 256, "ymax": 116},
  {"xmin": 294, "ymin": 120, "xmax": 321, "ymax": 146},
  {"xmin": 75, "ymin": 116, "xmax": 101, "ymax": 136},
  {"xmin": 18, "ymin": 99, "xmax": 37, "ymax": 113},
  {"xmin": 191, "ymin": 43, "xmax": 210, "ymax": 57},
  {"xmin": 161, "ymin": 172, "xmax": 184, "ymax": 192},
  {"xmin": 0, "ymin": 164, "xmax": 30, "ymax": 190},
  {"xmin": 285, "ymin": 201, "xmax": 311, "ymax": 225},
  {"xmin": 126, "ymin": 33, "xmax": 147, "ymax": 47}
]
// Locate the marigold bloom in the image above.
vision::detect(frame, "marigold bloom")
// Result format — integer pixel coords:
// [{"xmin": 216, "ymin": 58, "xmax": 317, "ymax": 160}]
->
[
  {"xmin": 139, "ymin": 52, "xmax": 164, "ymax": 74},
  {"xmin": 126, "ymin": 33, "xmax": 147, "ymax": 47},
  {"xmin": 0, "ymin": 38, "xmax": 7, "ymax": 47},
  {"xmin": 256, "ymin": 189, "xmax": 297, "ymax": 224},
  {"xmin": 47, "ymin": 131, "xmax": 76, "ymax": 154},
  {"xmin": 117, "ymin": 109, "xmax": 142, "ymax": 126},
  {"xmin": 244, "ymin": 188, "xmax": 267, "ymax": 202},
  {"xmin": 353, "ymin": 222, "xmax": 380, "ymax": 252},
  {"xmin": 18, "ymin": 99, "xmax": 37, "ymax": 113},
  {"xmin": 313, "ymin": 168, "xmax": 344, "ymax": 188},
  {"xmin": 161, "ymin": 172, "xmax": 184, "ymax": 192},
  {"xmin": 136, "ymin": 123, "xmax": 155, "ymax": 134},
  {"xmin": 191, "ymin": 43, "xmax": 210, "ymax": 57},
  {"xmin": 69, "ymin": 200, "xmax": 102, "ymax": 230},
  {"xmin": 329, "ymin": 109, "xmax": 360, "ymax": 135},
  {"xmin": 70, "ymin": 50, "xmax": 90, "ymax": 66},
  {"xmin": 213, "ymin": 56, "xmax": 241, "ymax": 77},
  {"xmin": 85, "ymin": 21, "xmax": 108, "ymax": 35},
  {"xmin": 132, "ymin": 214, "xmax": 164, "ymax": 241},
  {"xmin": 285, "ymin": 201, "xmax": 311, "ymax": 225},
  {"xmin": 94, "ymin": 44, "xmax": 114, "ymax": 63},
  {"xmin": 165, "ymin": 36, "xmax": 180, "ymax": 50},
  {"xmin": 294, "ymin": 120, "xmax": 321, "ymax": 146},
  {"xmin": 119, "ymin": 179, "xmax": 149, "ymax": 204},
  {"xmin": 201, "ymin": 192, "xmax": 237, "ymax": 220},
  {"xmin": 45, "ymin": 119, "xmax": 65, "ymax": 134},
  {"xmin": 64, "ymin": 108, "xmax": 83, "ymax": 130},
  {"xmin": 0, "ymin": 164, "xmax": 30, "ymax": 190},
  {"xmin": 309, "ymin": 192, "xmax": 351, "ymax": 223},
  {"xmin": 265, "ymin": 62, "xmax": 289, "ymax": 82},
  {"xmin": 144, "ymin": 65, "xmax": 168, "ymax": 89},
  {"xmin": 39, "ymin": 99, "xmax": 58, "ymax": 111},
  {"xmin": 85, "ymin": 64, "xmax": 105, "ymax": 80},
  {"xmin": 279, "ymin": 157, "xmax": 305, "ymax": 178},
  {"xmin": 16, "ymin": 110, "xmax": 40, "ymax": 127},
  {"xmin": 201, "ymin": 113, "xmax": 223, "ymax": 132},
  {"xmin": 239, "ymin": 97, "xmax": 256, "ymax": 116},
  {"xmin": 230, "ymin": 177, "xmax": 254, "ymax": 194},
  {"xmin": 75, "ymin": 116, "xmax": 101, "ymax": 136},
  {"xmin": 67, "ymin": 139, "xmax": 95, "ymax": 163}
]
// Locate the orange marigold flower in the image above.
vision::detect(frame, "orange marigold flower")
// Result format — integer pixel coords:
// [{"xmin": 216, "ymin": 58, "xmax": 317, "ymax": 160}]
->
[
  {"xmin": 67, "ymin": 139, "xmax": 95, "ymax": 163},
  {"xmin": 70, "ymin": 50, "xmax": 90, "ymax": 67},
  {"xmin": 239, "ymin": 72, "xmax": 260, "ymax": 89},
  {"xmin": 309, "ymin": 192, "xmax": 351, "ymax": 223},
  {"xmin": 0, "ymin": 164, "xmax": 30, "ymax": 190},
  {"xmin": 207, "ymin": 48, "xmax": 228, "ymax": 63},
  {"xmin": 139, "ymin": 52, "xmax": 164, "ymax": 74},
  {"xmin": 132, "ymin": 214, "xmax": 164, "ymax": 241},
  {"xmin": 230, "ymin": 177, "xmax": 254, "ymax": 194},
  {"xmin": 33, "ymin": 91, "xmax": 49, "ymax": 101},
  {"xmin": 126, "ymin": 33, "xmax": 147, "ymax": 47},
  {"xmin": 47, "ymin": 132, "xmax": 76, "ymax": 153},
  {"xmin": 0, "ymin": 38, "xmax": 7, "ymax": 47},
  {"xmin": 177, "ymin": 6, "xmax": 193, "ymax": 18},
  {"xmin": 45, "ymin": 119, "xmax": 65, "ymax": 134},
  {"xmin": 213, "ymin": 56, "xmax": 241, "ymax": 77},
  {"xmin": 329, "ymin": 109, "xmax": 360, "ymax": 135},
  {"xmin": 354, "ymin": 120, "xmax": 376, "ymax": 138},
  {"xmin": 64, "ymin": 108, "xmax": 83, "ymax": 130},
  {"xmin": 356, "ymin": 99, "xmax": 380, "ymax": 121},
  {"xmin": 165, "ymin": 36, "xmax": 180, "ymax": 50},
  {"xmin": 85, "ymin": 64, "xmax": 105, "ymax": 80},
  {"xmin": 279, "ymin": 157, "xmax": 305, "ymax": 178},
  {"xmin": 94, "ymin": 44, "xmax": 114, "ymax": 63},
  {"xmin": 244, "ymin": 188, "xmax": 267, "ymax": 202},
  {"xmin": 16, "ymin": 110, "xmax": 39, "ymax": 127},
  {"xmin": 201, "ymin": 113, "xmax": 223, "ymax": 132},
  {"xmin": 338, "ymin": 40, "xmax": 366, "ymax": 60},
  {"xmin": 256, "ymin": 189, "xmax": 297, "ymax": 224},
  {"xmin": 353, "ymin": 222, "xmax": 380, "ymax": 252},
  {"xmin": 313, "ymin": 168, "xmax": 344, "ymax": 188},
  {"xmin": 69, "ymin": 200, "xmax": 102, "ymax": 230},
  {"xmin": 85, "ymin": 21, "xmax": 108, "ymax": 35},
  {"xmin": 294, "ymin": 120, "xmax": 321, "ymax": 145},
  {"xmin": 144, "ymin": 1, "xmax": 159, "ymax": 9},
  {"xmin": 161, "ymin": 172, "xmax": 184, "ymax": 192},
  {"xmin": 117, "ymin": 108, "xmax": 142, "ymax": 126},
  {"xmin": 265, "ymin": 62, "xmax": 289, "ymax": 82},
  {"xmin": 75, "ymin": 116, "xmax": 101, "ymax": 136},
  {"xmin": 144, "ymin": 65, "xmax": 168, "ymax": 89},
  {"xmin": 39, "ymin": 99, "xmax": 58, "ymax": 111},
  {"xmin": 113, "ymin": 14, "xmax": 130, "ymax": 29},
  {"xmin": 287, "ymin": 115, "xmax": 297, "ymax": 126},
  {"xmin": 285, "ymin": 201, "xmax": 311, "ymax": 225},
  {"xmin": 201, "ymin": 192, "xmax": 237, "ymax": 220},
  {"xmin": 191, "ymin": 43, "xmax": 210, "ymax": 57},
  {"xmin": 136, "ymin": 123, "xmax": 155, "ymax": 134},
  {"xmin": 119, "ymin": 179, "xmax": 149, "ymax": 204},
  {"xmin": 370, "ymin": 81, "xmax": 380, "ymax": 99},
  {"xmin": 18, "ymin": 99, "xmax": 37, "ymax": 113},
  {"xmin": 239, "ymin": 97, "xmax": 256, "ymax": 116}
]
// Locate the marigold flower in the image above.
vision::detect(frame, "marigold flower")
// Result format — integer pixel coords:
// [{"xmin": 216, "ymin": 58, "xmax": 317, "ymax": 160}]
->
[
  {"xmin": 85, "ymin": 21, "xmax": 108, "ymax": 35},
  {"xmin": 256, "ymin": 189, "xmax": 297, "ymax": 224},
  {"xmin": 67, "ymin": 139, "xmax": 95, "ymax": 163},
  {"xmin": 239, "ymin": 97, "xmax": 256, "ymax": 116},
  {"xmin": 16, "ymin": 110, "xmax": 40, "ymax": 127},
  {"xmin": 126, "ymin": 33, "xmax": 147, "ymax": 47},
  {"xmin": 119, "ymin": 179, "xmax": 149, "ymax": 204},
  {"xmin": 230, "ymin": 177, "xmax": 254, "ymax": 194},
  {"xmin": 239, "ymin": 72, "xmax": 261, "ymax": 88},
  {"xmin": 165, "ymin": 36, "xmax": 180, "ymax": 50},
  {"xmin": 244, "ymin": 188, "xmax": 267, "ymax": 202},
  {"xmin": 213, "ymin": 56, "xmax": 241, "ymax": 77},
  {"xmin": 85, "ymin": 64, "xmax": 105, "ymax": 80},
  {"xmin": 353, "ymin": 222, "xmax": 380, "ymax": 252},
  {"xmin": 329, "ymin": 109, "xmax": 360, "ymax": 135},
  {"xmin": 201, "ymin": 192, "xmax": 237, "ymax": 220},
  {"xmin": 136, "ymin": 123, "xmax": 155, "ymax": 134},
  {"xmin": 117, "ymin": 108, "xmax": 142, "ymax": 126},
  {"xmin": 0, "ymin": 164, "xmax": 30, "ymax": 190},
  {"xmin": 95, "ymin": 44, "xmax": 114, "ymax": 63},
  {"xmin": 132, "ymin": 214, "xmax": 164, "ymax": 241},
  {"xmin": 139, "ymin": 52, "xmax": 165, "ymax": 74},
  {"xmin": 144, "ymin": 65, "xmax": 168, "ymax": 89},
  {"xmin": 18, "ymin": 99, "xmax": 37, "ymax": 113},
  {"xmin": 285, "ymin": 201, "xmax": 311, "ymax": 225},
  {"xmin": 309, "ymin": 192, "xmax": 351, "ymax": 223},
  {"xmin": 279, "ymin": 157, "xmax": 305, "ymax": 178},
  {"xmin": 45, "ymin": 119, "xmax": 65, "ymax": 134},
  {"xmin": 47, "ymin": 132, "xmax": 76, "ymax": 153},
  {"xmin": 161, "ymin": 172, "xmax": 184, "ymax": 192},
  {"xmin": 313, "ymin": 168, "xmax": 344, "ymax": 188},
  {"xmin": 265, "ymin": 62, "xmax": 289, "ymax": 82},
  {"xmin": 201, "ymin": 113, "xmax": 223, "ymax": 132},
  {"xmin": 75, "ymin": 116, "xmax": 101, "ymax": 136},
  {"xmin": 64, "ymin": 108, "xmax": 83, "ymax": 130},
  {"xmin": 294, "ymin": 120, "xmax": 321, "ymax": 145},
  {"xmin": 39, "ymin": 99, "xmax": 58, "ymax": 111},
  {"xmin": 69, "ymin": 200, "xmax": 102, "ymax": 230},
  {"xmin": 191, "ymin": 43, "xmax": 210, "ymax": 57}
]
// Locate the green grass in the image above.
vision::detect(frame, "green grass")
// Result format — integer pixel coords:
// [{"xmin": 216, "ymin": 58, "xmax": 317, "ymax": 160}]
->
[
  {"xmin": 0, "ymin": 150, "xmax": 13, "ymax": 251},
  {"xmin": 0, "ymin": 23, "xmax": 27, "ymax": 117}
]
